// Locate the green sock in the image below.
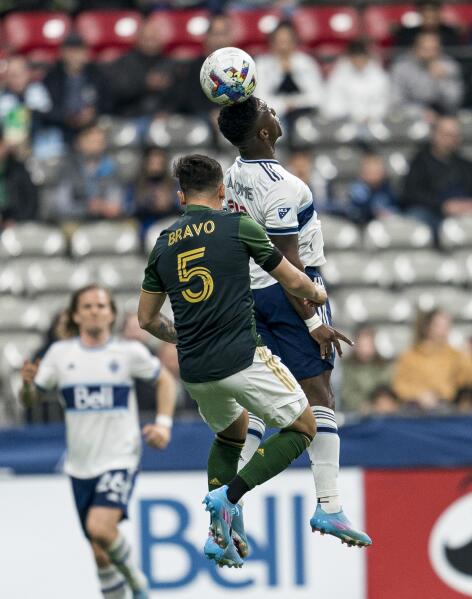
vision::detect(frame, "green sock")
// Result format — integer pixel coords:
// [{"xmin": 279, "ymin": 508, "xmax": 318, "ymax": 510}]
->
[
  {"xmin": 207, "ymin": 434, "xmax": 245, "ymax": 491},
  {"xmin": 236, "ymin": 430, "xmax": 311, "ymax": 493}
]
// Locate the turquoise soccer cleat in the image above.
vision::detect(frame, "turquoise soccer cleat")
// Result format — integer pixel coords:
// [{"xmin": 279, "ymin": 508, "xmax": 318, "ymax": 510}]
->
[
  {"xmin": 310, "ymin": 503, "xmax": 372, "ymax": 548},
  {"xmin": 132, "ymin": 589, "xmax": 149, "ymax": 599},
  {"xmin": 204, "ymin": 533, "xmax": 244, "ymax": 568},
  {"xmin": 231, "ymin": 503, "xmax": 249, "ymax": 558},
  {"xmin": 203, "ymin": 486, "xmax": 239, "ymax": 551}
]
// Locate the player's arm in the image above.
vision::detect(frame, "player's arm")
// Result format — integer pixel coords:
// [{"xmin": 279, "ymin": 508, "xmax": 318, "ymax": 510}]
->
[
  {"xmin": 20, "ymin": 359, "xmax": 41, "ymax": 407},
  {"xmin": 143, "ymin": 365, "xmax": 177, "ymax": 450},
  {"xmin": 138, "ymin": 290, "xmax": 177, "ymax": 344},
  {"xmin": 20, "ymin": 346, "xmax": 59, "ymax": 407},
  {"xmin": 269, "ymin": 257, "xmax": 327, "ymax": 303}
]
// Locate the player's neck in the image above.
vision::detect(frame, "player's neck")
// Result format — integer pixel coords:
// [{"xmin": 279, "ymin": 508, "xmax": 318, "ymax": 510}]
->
[
  {"xmin": 239, "ymin": 142, "xmax": 275, "ymax": 161},
  {"xmin": 79, "ymin": 331, "xmax": 112, "ymax": 348}
]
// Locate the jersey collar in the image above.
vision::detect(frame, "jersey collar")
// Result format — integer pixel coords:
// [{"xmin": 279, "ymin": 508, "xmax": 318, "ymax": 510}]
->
[
  {"xmin": 184, "ymin": 204, "xmax": 214, "ymax": 213},
  {"xmin": 238, "ymin": 157, "xmax": 280, "ymax": 164}
]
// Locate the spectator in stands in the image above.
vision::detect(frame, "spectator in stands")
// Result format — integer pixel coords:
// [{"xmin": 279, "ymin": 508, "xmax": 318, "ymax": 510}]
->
[
  {"xmin": 393, "ymin": 309, "xmax": 472, "ymax": 409},
  {"xmin": 400, "ymin": 115, "xmax": 472, "ymax": 242},
  {"xmin": 369, "ymin": 385, "xmax": 400, "ymax": 415},
  {"xmin": 131, "ymin": 147, "xmax": 180, "ymax": 231},
  {"xmin": 50, "ymin": 123, "xmax": 124, "ymax": 221},
  {"xmin": 0, "ymin": 56, "xmax": 51, "ymax": 151},
  {"xmin": 255, "ymin": 21, "xmax": 323, "ymax": 132},
  {"xmin": 341, "ymin": 327, "xmax": 393, "ymax": 413},
  {"xmin": 106, "ymin": 18, "xmax": 175, "ymax": 121},
  {"xmin": 394, "ymin": 0, "xmax": 462, "ymax": 49},
  {"xmin": 0, "ymin": 129, "xmax": 38, "ymax": 228},
  {"xmin": 321, "ymin": 40, "xmax": 390, "ymax": 123},
  {"xmin": 347, "ymin": 153, "xmax": 398, "ymax": 224},
  {"xmin": 286, "ymin": 150, "xmax": 331, "ymax": 211},
  {"xmin": 390, "ymin": 32, "xmax": 463, "ymax": 115},
  {"xmin": 32, "ymin": 310, "xmax": 70, "ymax": 362},
  {"xmin": 43, "ymin": 33, "xmax": 111, "ymax": 142}
]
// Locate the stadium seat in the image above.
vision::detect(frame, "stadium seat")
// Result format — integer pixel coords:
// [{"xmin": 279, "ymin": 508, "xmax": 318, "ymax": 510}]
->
[
  {"xmin": 292, "ymin": 115, "xmax": 358, "ymax": 148},
  {"xmin": 442, "ymin": 4, "xmax": 472, "ymax": 28},
  {"xmin": 75, "ymin": 11, "xmax": 142, "ymax": 53},
  {"xmin": 27, "ymin": 156, "xmax": 65, "ymax": 186},
  {"xmin": 392, "ymin": 250, "xmax": 462, "ymax": 286},
  {"xmin": 0, "ymin": 297, "xmax": 42, "ymax": 332},
  {"xmin": 374, "ymin": 324, "xmax": 412, "ymax": 359},
  {"xmin": 3, "ymin": 12, "xmax": 72, "ymax": 53},
  {"xmin": 0, "ymin": 332, "xmax": 43, "ymax": 375},
  {"xmin": 365, "ymin": 215, "xmax": 433, "ymax": 250},
  {"xmin": 321, "ymin": 251, "xmax": 392, "ymax": 287},
  {"xmin": 145, "ymin": 217, "xmax": 179, "ymax": 253},
  {"xmin": 453, "ymin": 249, "xmax": 472, "ymax": 285},
  {"xmin": 439, "ymin": 216, "xmax": 472, "ymax": 249},
  {"xmin": 334, "ymin": 288, "xmax": 413, "ymax": 324},
  {"xmin": 367, "ymin": 113, "xmax": 430, "ymax": 143},
  {"xmin": 147, "ymin": 116, "xmax": 212, "ymax": 149},
  {"xmin": 378, "ymin": 146, "xmax": 414, "ymax": 180},
  {"xmin": 318, "ymin": 215, "xmax": 362, "ymax": 251},
  {"xmin": 457, "ymin": 110, "xmax": 472, "ymax": 142},
  {"xmin": 27, "ymin": 258, "xmax": 92, "ymax": 296},
  {"xmin": 292, "ymin": 7, "xmax": 361, "ymax": 47},
  {"xmin": 404, "ymin": 286, "xmax": 472, "ymax": 321},
  {"xmin": 33, "ymin": 294, "xmax": 70, "ymax": 328},
  {"xmin": 112, "ymin": 149, "xmax": 142, "ymax": 183},
  {"xmin": 92, "ymin": 255, "xmax": 147, "ymax": 291},
  {"xmin": 228, "ymin": 9, "xmax": 282, "ymax": 49},
  {"xmin": 0, "ymin": 223, "xmax": 66, "ymax": 258},
  {"xmin": 114, "ymin": 292, "xmax": 140, "ymax": 318},
  {"xmin": 148, "ymin": 10, "xmax": 210, "ymax": 53},
  {"xmin": 314, "ymin": 147, "xmax": 362, "ymax": 181},
  {"xmin": 363, "ymin": 5, "xmax": 418, "ymax": 46},
  {"xmin": 70, "ymin": 222, "xmax": 140, "ymax": 258},
  {"xmin": 106, "ymin": 120, "xmax": 141, "ymax": 149},
  {"xmin": 0, "ymin": 263, "xmax": 24, "ymax": 296}
]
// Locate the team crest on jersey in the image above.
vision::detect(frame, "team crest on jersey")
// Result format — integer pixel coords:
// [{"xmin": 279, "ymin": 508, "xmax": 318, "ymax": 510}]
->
[
  {"xmin": 109, "ymin": 360, "xmax": 120, "ymax": 372},
  {"xmin": 278, "ymin": 207, "xmax": 291, "ymax": 219}
]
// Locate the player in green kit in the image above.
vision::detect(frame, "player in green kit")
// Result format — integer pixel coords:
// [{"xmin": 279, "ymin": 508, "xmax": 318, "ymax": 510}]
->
[{"xmin": 138, "ymin": 154, "xmax": 327, "ymax": 567}]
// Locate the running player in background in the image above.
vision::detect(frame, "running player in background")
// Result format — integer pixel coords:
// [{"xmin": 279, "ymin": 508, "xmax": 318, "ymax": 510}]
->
[
  {"xmin": 218, "ymin": 96, "xmax": 372, "ymax": 547},
  {"xmin": 138, "ymin": 154, "xmax": 327, "ymax": 566},
  {"xmin": 20, "ymin": 285, "xmax": 177, "ymax": 599}
]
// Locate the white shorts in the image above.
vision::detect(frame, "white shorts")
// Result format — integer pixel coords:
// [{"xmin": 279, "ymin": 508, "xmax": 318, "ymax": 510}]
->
[{"xmin": 183, "ymin": 346, "xmax": 308, "ymax": 433}]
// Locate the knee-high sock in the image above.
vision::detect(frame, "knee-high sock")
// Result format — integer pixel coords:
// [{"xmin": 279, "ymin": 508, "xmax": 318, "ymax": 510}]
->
[
  {"xmin": 307, "ymin": 406, "xmax": 341, "ymax": 513},
  {"xmin": 106, "ymin": 532, "xmax": 147, "ymax": 593},
  {"xmin": 208, "ymin": 433, "xmax": 245, "ymax": 491},
  {"xmin": 238, "ymin": 413, "xmax": 265, "ymax": 471},
  {"xmin": 228, "ymin": 430, "xmax": 311, "ymax": 504},
  {"xmin": 97, "ymin": 565, "xmax": 128, "ymax": 598}
]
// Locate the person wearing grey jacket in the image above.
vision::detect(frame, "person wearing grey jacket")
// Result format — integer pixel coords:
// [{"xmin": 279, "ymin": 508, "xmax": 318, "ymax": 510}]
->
[{"xmin": 390, "ymin": 31, "xmax": 463, "ymax": 114}]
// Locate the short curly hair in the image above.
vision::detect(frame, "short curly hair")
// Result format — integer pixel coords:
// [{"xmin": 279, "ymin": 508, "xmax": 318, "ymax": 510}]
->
[
  {"xmin": 173, "ymin": 154, "xmax": 223, "ymax": 195},
  {"xmin": 218, "ymin": 96, "xmax": 260, "ymax": 147}
]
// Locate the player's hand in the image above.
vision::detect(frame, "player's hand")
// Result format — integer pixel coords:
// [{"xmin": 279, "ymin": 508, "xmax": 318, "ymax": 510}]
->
[
  {"xmin": 142, "ymin": 423, "xmax": 171, "ymax": 450},
  {"xmin": 21, "ymin": 359, "xmax": 39, "ymax": 386},
  {"xmin": 310, "ymin": 324, "xmax": 353, "ymax": 359}
]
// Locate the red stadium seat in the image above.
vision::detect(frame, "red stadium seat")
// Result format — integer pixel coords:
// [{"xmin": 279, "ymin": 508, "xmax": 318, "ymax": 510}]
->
[
  {"xmin": 75, "ymin": 11, "xmax": 142, "ymax": 53},
  {"xmin": 292, "ymin": 7, "xmax": 361, "ymax": 47},
  {"xmin": 442, "ymin": 3, "xmax": 472, "ymax": 27},
  {"xmin": 148, "ymin": 10, "xmax": 210, "ymax": 54},
  {"xmin": 227, "ymin": 9, "xmax": 282, "ymax": 49},
  {"xmin": 363, "ymin": 5, "xmax": 417, "ymax": 46},
  {"xmin": 3, "ymin": 12, "xmax": 72, "ymax": 53}
]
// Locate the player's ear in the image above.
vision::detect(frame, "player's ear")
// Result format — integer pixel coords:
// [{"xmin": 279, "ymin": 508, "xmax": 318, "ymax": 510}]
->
[
  {"xmin": 177, "ymin": 190, "xmax": 186, "ymax": 206},
  {"xmin": 258, "ymin": 127, "xmax": 269, "ymax": 142},
  {"xmin": 217, "ymin": 182, "xmax": 225, "ymax": 200}
]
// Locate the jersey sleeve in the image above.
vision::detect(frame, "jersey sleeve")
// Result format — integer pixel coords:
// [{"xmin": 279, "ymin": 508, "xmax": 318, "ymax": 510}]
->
[
  {"xmin": 34, "ymin": 344, "xmax": 59, "ymax": 392},
  {"xmin": 263, "ymin": 180, "xmax": 300, "ymax": 236},
  {"xmin": 128, "ymin": 341, "xmax": 161, "ymax": 381},
  {"xmin": 238, "ymin": 214, "xmax": 283, "ymax": 272},
  {"xmin": 142, "ymin": 244, "xmax": 165, "ymax": 293}
]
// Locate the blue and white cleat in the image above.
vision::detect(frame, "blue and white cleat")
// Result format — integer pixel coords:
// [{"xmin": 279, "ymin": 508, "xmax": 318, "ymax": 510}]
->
[
  {"xmin": 132, "ymin": 589, "xmax": 149, "ymax": 599},
  {"xmin": 231, "ymin": 503, "xmax": 249, "ymax": 558},
  {"xmin": 310, "ymin": 503, "xmax": 372, "ymax": 548},
  {"xmin": 204, "ymin": 533, "xmax": 243, "ymax": 568},
  {"xmin": 203, "ymin": 486, "xmax": 239, "ymax": 553}
]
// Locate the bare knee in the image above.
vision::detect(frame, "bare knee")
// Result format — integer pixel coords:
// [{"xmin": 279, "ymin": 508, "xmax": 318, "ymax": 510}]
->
[
  {"xmin": 287, "ymin": 405, "xmax": 316, "ymax": 439},
  {"xmin": 86, "ymin": 514, "xmax": 117, "ymax": 548},
  {"xmin": 91, "ymin": 542, "xmax": 110, "ymax": 568}
]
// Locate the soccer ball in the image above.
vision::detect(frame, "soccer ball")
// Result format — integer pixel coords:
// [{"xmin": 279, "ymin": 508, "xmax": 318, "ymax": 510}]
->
[{"xmin": 200, "ymin": 47, "xmax": 257, "ymax": 106}]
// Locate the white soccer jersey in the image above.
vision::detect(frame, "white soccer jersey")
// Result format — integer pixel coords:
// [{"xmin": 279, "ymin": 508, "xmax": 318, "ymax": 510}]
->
[
  {"xmin": 224, "ymin": 157, "xmax": 326, "ymax": 289},
  {"xmin": 34, "ymin": 336, "xmax": 161, "ymax": 479}
]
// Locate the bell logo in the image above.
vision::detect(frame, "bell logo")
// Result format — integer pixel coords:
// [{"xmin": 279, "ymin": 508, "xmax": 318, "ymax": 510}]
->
[{"xmin": 429, "ymin": 492, "xmax": 472, "ymax": 596}]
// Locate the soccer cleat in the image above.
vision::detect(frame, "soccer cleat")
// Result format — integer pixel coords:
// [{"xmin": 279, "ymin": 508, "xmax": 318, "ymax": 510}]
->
[
  {"xmin": 310, "ymin": 503, "xmax": 372, "ymax": 548},
  {"xmin": 132, "ymin": 589, "xmax": 149, "ymax": 599},
  {"xmin": 203, "ymin": 485, "xmax": 238, "ymax": 550},
  {"xmin": 204, "ymin": 533, "xmax": 243, "ymax": 568},
  {"xmin": 231, "ymin": 503, "xmax": 249, "ymax": 558}
]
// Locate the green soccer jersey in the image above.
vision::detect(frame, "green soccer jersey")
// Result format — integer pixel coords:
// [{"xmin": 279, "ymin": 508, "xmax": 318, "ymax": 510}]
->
[{"xmin": 142, "ymin": 204, "xmax": 283, "ymax": 383}]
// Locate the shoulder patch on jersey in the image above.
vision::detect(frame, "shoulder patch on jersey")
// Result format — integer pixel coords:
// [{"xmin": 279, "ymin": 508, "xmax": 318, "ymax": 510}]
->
[{"xmin": 278, "ymin": 207, "xmax": 291, "ymax": 220}]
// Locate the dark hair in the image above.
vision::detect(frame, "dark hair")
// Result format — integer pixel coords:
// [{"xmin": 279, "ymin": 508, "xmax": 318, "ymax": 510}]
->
[
  {"xmin": 65, "ymin": 285, "xmax": 117, "ymax": 336},
  {"xmin": 369, "ymin": 385, "xmax": 398, "ymax": 404},
  {"xmin": 218, "ymin": 95, "xmax": 259, "ymax": 147},
  {"xmin": 414, "ymin": 308, "xmax": 444, "ymax": 344},
  {"xmin": 269, "ymin": 20, "xmax": 298, "ymax": 44},
  {"xmin": 347, "ymin": 40, "xmax": 369, "ymax": 56},
  {"xmin": 173, "ymin": 154, "xmax": 223, "ymax": 195}
]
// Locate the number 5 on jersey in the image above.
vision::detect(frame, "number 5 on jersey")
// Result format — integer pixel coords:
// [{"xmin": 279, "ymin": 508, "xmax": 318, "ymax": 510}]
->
[{"xmin": 177, "ymin": 247, "xmax": 214, "ymax": 303}]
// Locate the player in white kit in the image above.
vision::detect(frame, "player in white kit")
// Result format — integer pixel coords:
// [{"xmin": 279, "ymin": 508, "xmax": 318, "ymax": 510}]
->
[
  {"xmin": 218, "ymin": 96, "xmax": 371, "ymax": 547},
  {"xmin": 20, "ymin": 285, "xmax": 177, "ymax": 598}
]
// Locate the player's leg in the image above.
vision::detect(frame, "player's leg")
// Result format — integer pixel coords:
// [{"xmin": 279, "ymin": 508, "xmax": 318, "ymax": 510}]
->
[{"xmin": 91, "ymin": 542, "xmax": 129, "ymax": 599}]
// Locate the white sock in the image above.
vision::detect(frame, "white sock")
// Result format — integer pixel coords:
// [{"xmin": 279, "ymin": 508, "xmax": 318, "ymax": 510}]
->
[
  {"xmin": 238, "ymin": 413, "xmax": 265, "ymax": 470},
  {"xmin": 107, "ymin": 532, "xmax": 147, "ymax": 593},
  {"xmin": 98, "ymin": 565, "xmax": 129, "ymax": 598},
  {"xmin": 307, "ymin": 406, "xmax": 341, "ymax": 514}
]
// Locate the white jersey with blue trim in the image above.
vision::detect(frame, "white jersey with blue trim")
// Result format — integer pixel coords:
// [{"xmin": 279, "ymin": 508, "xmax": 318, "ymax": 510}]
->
[
  {"xmin": 224, "ymin": 157, "xmax": 326, "ymax": 289},
  {"xmin": 34, "ymin": 336, "xmax": 161, "ymax": 478}
]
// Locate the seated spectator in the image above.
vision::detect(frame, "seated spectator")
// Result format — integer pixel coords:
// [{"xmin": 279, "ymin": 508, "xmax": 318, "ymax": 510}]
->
[
  {"xmin": 400, "ymin": 115, "xmax": 472, "ymax": 242},
  {"xmin": 286, "ymin": 150, "xmax": 331, "ymax": 211},
  {"xmin": 106, "ymin": 18, "xmax": 175, "ymax": 120},
  {"xmin": 0, "ymin": 129, "xmax": 38, "ymax": 228},
  {"xmin": 347, "ymin": 153, "xmax": 398, "ymax": 224},
  {"xmin": 321, "ymin": 40, "xmax": 390, "ymax": 123},
  {"xmin": 393, "ymin": 309, "xmax": 472, "ymax": 409},
  {"xmin": 131, "ymin": 147, "xmax": 180, "ymax": 230},
  {"xmin": 394, "ymin": 0, "xmax": 462, "ymax": 49},
  {"xmin": 50, "ymin": 123, "xmax": 124, "ymax": 221},
  {"xmin": 369, "ymin": 385, "xmax": 400, "ymax": 415},
  {"xmin": 341, "ymin": 327, "xmax": 393, "ymax": 412},
  {"xmin": 43, "ymin": 33, "xmax": 111, "ymax": 142},
  {"xmin": 255, "ymin": 21, "xmax": 323, "ymax": 127},
  {"xmin": 0, "ymin": 56, "xmax": 51, "ymax": 151},
  {"xmin": 390, "ymin": 32, "xmax": 463, "ymax": 115}
]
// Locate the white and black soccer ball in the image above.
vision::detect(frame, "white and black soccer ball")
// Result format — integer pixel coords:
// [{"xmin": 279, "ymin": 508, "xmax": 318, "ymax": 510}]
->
[{"xmin": 200, "ymin": 46, "xmax": 257, "ymax": 106}]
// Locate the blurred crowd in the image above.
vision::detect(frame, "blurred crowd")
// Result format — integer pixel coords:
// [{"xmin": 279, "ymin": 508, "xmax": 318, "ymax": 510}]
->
[{"xmin": 0, "ymin": 0, "xmax": 471, "ymax": 425}]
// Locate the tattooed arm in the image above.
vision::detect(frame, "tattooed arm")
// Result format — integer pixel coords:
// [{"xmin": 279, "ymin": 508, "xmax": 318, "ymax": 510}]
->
[{"xmin": 138, "ymin": 290, "xmax": 178, "ymax": 344}]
